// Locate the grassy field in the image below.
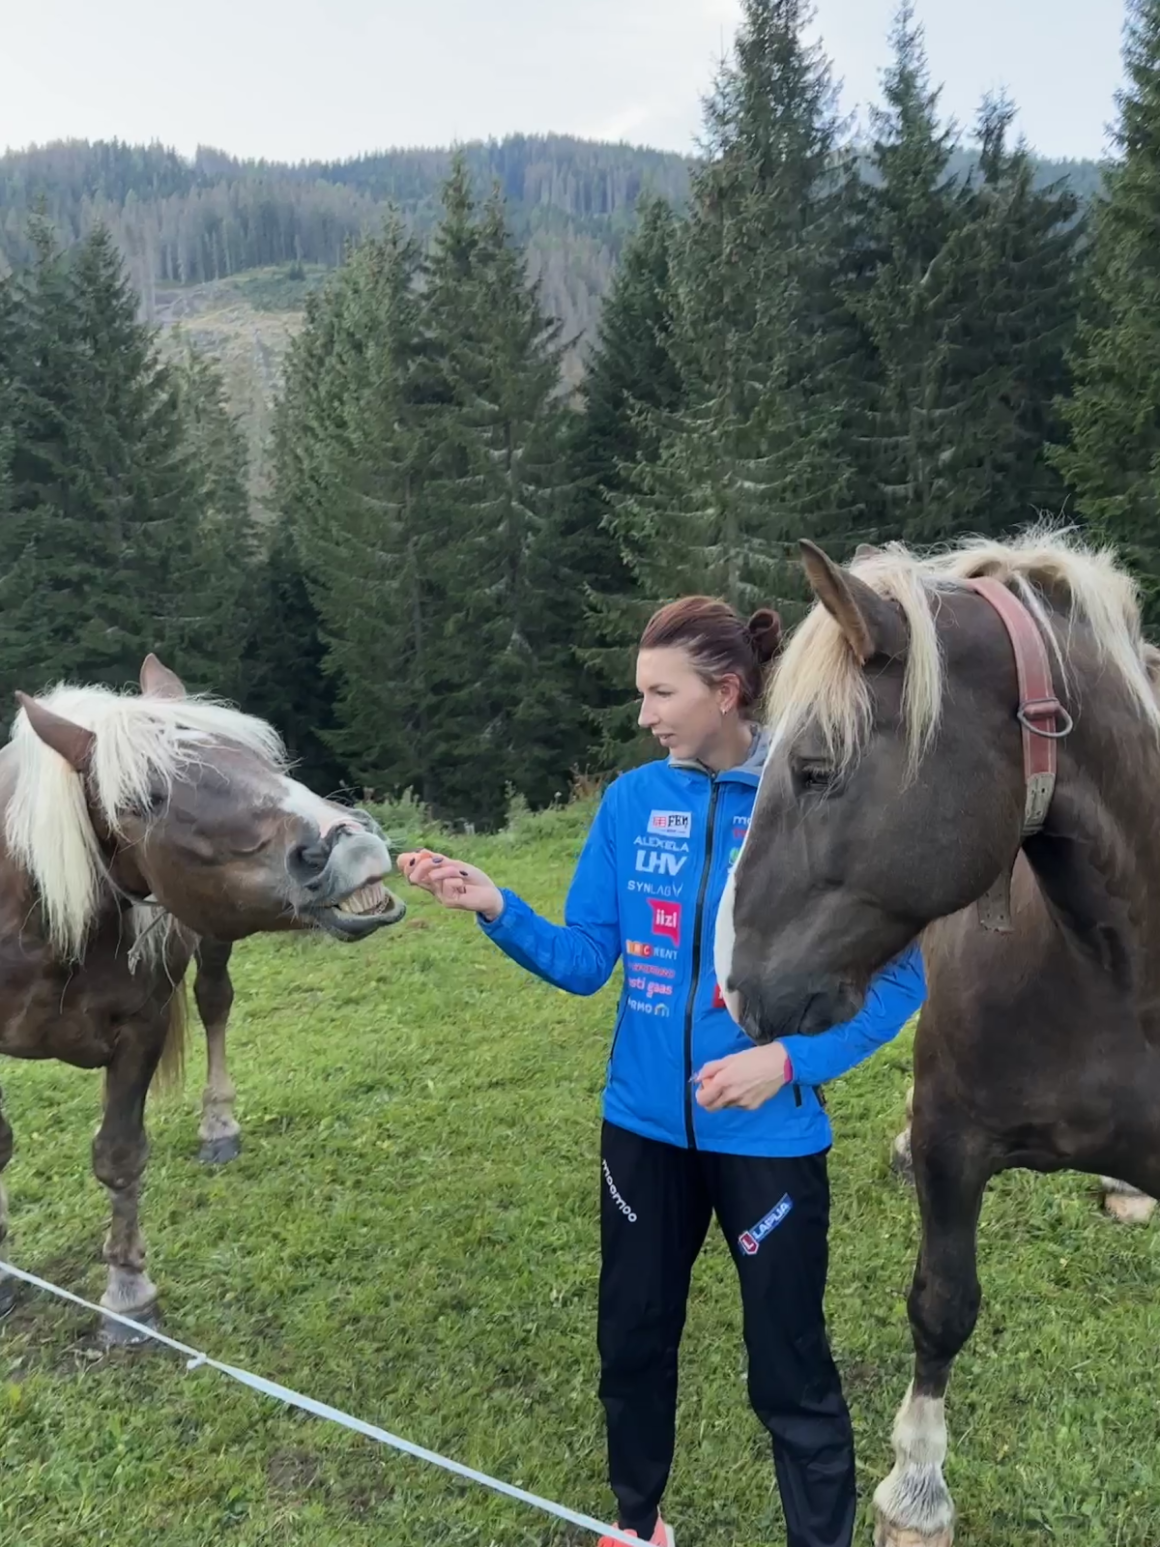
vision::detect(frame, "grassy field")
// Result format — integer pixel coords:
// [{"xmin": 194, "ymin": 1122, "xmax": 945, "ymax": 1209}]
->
[{"xmin": 1, "ymin": 797, "xmax": 1157, "ymax": 1546}]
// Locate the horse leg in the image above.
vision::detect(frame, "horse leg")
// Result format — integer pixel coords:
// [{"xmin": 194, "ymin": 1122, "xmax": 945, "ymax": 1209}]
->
[
  {"xmin": 874, "ymin": 1128, "xmax": 989, "ymax": 1547},
  {"xmin": 1098, "ymin": 1175, "xmax": 1156, "ymax": 1224},
  {"xmin": 891, "ymin": 1083, "xmax": 915, "ymax": 1185},
  {"xmin": 194, "ymin": 939, "xmax": 240, "ymax": 1164},
  {"xmin": 92, "ymin": 1028, "xmax": 166, "ymax": 1346},
  {"xmin": 0, "ymin": 1087, "xmax": 14, "ymax": 1317}
]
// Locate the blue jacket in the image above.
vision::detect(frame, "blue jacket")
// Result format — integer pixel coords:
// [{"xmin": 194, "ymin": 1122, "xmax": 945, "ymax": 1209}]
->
[{"xmin": 480, "ymin": 733, "xmax": 926, "ymax": 1156}]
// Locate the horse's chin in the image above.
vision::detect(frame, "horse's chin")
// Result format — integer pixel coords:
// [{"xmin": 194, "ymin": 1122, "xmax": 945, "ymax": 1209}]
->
[{"xmin": 311, "ymin": 881, "xmax": 407, "ymax": 940}]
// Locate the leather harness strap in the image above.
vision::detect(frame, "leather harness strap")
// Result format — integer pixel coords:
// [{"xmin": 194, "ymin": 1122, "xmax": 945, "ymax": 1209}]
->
[
  {"xmin": 960, "ymin": 577, "xmax": 1074, "ymax": 932},
  {"xmin": 963, "ymin": 576, "xmax": 1073, "ymax": 837}
]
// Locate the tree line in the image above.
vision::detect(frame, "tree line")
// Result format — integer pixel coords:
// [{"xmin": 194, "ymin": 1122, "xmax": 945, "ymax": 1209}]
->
[{"xmin": 0, "ymin": 0, "xmax": 1154, "ymax": 828}]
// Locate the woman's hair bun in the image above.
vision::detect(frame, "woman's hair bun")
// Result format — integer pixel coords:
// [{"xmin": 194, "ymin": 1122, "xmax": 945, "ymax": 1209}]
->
[{"xmin": 746, "ymin": 607, "xmax": 783, "ymax": 665}]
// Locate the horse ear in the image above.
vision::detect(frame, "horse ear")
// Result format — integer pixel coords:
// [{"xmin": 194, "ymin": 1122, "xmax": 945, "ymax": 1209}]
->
[
  {"xmin": 799, "ymin": 540, "xmax": 906, "ymax": 663},
  {"xmin": 15, "ymin": 692, "xmax": 96, "ymax": 772},
  {"xmin": 140, "ymin": 653, "xmax": 186, "ymax": 700}
]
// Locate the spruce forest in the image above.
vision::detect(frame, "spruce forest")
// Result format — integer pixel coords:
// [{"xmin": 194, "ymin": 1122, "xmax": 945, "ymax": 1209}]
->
[{"xmin": 0, "ymin": 0, "xmax": 1154, "ymax": 829}]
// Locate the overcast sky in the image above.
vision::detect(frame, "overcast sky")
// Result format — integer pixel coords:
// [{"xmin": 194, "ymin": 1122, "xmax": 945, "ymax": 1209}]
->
[{"xmin": 1, "ymin": 0, "xmax": 1125, "ymax": 166}]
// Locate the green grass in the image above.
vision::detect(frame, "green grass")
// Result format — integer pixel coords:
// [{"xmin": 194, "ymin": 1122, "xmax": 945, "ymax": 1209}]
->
[{"xmin": 1, "ymin": 799, "xmax": 1157, "ymax": 1545}]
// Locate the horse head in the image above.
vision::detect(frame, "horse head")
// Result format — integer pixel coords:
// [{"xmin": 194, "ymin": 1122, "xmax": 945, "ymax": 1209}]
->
[
  {"xmin": 6, "ymin": 655, "xmax": 406, "ymax": 956},
  {"xmin": 714, "ymin": 530, "xmax": 1156, "ymax": 1045}
]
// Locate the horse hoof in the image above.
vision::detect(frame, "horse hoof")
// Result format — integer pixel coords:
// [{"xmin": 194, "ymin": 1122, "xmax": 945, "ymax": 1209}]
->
[
  {"xmin": 99, "ymin": 1302, "xmax": 161, "ymax": 1348},
  {"xmin": 874, "ymin": 1519, "xmax": 954, "ymax": 1547},
  {"xmin": 1103, "ymin": 1190, "xmax": 1156, "ymax": 1224},
  {"xmin": 198, "ymin": 1134, "xmax": 241, "ymax": 1165},
  {"xmin": 0, "ymin": 1278, "xmax": 17, "ymax": 1320}
]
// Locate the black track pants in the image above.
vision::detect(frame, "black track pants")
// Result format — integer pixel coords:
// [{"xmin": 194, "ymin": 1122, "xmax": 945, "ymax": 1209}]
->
[{"xmin": 597, "ymin": 1120, "xmax": 856, "ymax": 1547}]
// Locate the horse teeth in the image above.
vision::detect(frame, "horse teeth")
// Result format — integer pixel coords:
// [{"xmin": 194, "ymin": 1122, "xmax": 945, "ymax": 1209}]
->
[{"xmin": 336, "ymin": 882, "xmax": 386, "ymax": 916}]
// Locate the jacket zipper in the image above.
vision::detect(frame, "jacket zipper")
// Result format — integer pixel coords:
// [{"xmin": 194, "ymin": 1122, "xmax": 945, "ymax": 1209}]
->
[{"xmin": 684, "ymin": 775, "xmax": 720, "ymax": 1149}]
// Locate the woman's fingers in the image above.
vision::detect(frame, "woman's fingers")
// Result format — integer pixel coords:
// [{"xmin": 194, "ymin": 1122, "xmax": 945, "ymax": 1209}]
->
[
  {"xmin": 399, "ymin": 851, "xmax": 484, "ymax": 911},
  {"xmin": 402, "ymin": 852, "xmax": 456, "ymax": 890}
]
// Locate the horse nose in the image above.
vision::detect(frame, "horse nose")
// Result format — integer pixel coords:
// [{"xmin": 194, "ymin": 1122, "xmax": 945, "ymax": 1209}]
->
[
  {"xmin": 734, "ymin": 971, "xmax": 853, "ymax": 1043},
  {"xmin": 728, "ymin": 974, "xmax": 775, "ymax": 1044}
]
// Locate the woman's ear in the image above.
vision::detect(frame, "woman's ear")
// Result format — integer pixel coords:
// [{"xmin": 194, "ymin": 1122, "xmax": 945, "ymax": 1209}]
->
[{"xmin": 718, "ymin": 673, "xmax": 742, "ymax": 716}]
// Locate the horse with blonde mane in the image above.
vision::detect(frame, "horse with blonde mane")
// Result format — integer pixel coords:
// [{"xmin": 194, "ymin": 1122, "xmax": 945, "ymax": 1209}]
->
[
  {"xmin": 716, "ymin": 528, "xmax": 1160, "ymax": 1544},
  {"xmin": 0, "ymin": 655, "xmax": 405, "ymax": 1343}
]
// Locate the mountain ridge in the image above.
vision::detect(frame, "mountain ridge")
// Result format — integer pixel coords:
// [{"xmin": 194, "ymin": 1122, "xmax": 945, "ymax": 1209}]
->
[{"xmin": 0, "ymin": 133, "xmax": 1105, "ymax": 515}]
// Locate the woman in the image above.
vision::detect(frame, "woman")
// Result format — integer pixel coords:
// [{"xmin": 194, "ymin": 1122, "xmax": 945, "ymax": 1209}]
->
[{"xmin": 400, "ymin": 597, "xmax": 926, "ymax": 1547}]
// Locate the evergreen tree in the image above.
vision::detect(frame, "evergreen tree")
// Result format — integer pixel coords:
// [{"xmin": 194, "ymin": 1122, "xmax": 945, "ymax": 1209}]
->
[
  {"xmin": 855, "ymin": 3, "xmax": 970, "ymax": 540},
  {"xmin": 858, "ymin": 10, "xmax": 1080, "ymax": 547},
  {"xmin": 241, "ymin": 515, "xmax": 348, "ymax": 795},
  {"xmin": 1052, "ymin": 0, "xmax": 1160, "ymax": 624},
  {"xmin": 945, "ymin": 97, "xmax": 1079, "ymax": 533},
  {"xmin": 273, "ymin": 220, "xmax": 435, "ymax": 800},
  {"xmin": 0, "ymin": 223, "xmax": 201, "ymax": 703},
  {"xmin": 416, "ymin": 166, "xmax": 585, "ymax": 822},
  {"xmin": 275, "ymin": 171, "xmax": 585, "ymax": 826},
  {"xmin": 614, "ymin": 0, "xmax": 859, "ymax": 622},
  {"xmin": 570, "ymin": 195, "xmax": 684, "ymax": 758},
  {"xmin": 167, "ymin": 337, "xmax": 256, "ymax": 699}
]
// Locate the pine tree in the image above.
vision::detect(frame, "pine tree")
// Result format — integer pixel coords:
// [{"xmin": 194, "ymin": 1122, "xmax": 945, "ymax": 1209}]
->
[
  {"xmin": 615, "ymin": 0, "xmax": 859, "ymax": 622},
  {"xmin": 1052, "ymin": 0, "xmax": 1160, "ymax": 624},
  {"xmin": 416, "ymin": 166, "xmax": 586, "ymax": 822},
  {"xmin": 856, "ymin": 3, "xmax": 971, "ymax": 541},
  {"xmin": 273, "ymin": 168, "xmax": 597, "ymax": 824},
  {"xmin": 0, "ymin": 222, "xmax": 202, "ymax": 703},
  {"xmin": 570, "ymin": 195, "xmax": 684, "ymax": 758},
  {"xmin": 944, "ymin": 97, "xmax": 1079, "ymax": 534},
  {"xmin": 273, "ymin": 219, "xmax": 436, "ymax": 802},
  {"xmin": 241, "ymin": 515, "xmax": 349, "ymax": 796},
  {"xmin": 472, "ymin": 188, "xmax": 590, "ymax": 813},
  {"xmin": 858, "ymin": 10, "xmax": 1080, "ymax": 548},
  {"xmin": 167, "ymin": 337, "xmax": 256, "ymax": 699}
]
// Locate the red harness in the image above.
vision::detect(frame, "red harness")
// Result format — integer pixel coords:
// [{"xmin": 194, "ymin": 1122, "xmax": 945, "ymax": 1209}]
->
[{"xmin": 961, "ymin": 577, "xmax": 1074, "ymax": 929}]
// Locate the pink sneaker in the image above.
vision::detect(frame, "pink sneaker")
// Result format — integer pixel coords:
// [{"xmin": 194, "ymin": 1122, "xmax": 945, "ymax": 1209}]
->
[{"xmin": 598, "ymin": 1517, "xmax": 674, "ymax": 1547}]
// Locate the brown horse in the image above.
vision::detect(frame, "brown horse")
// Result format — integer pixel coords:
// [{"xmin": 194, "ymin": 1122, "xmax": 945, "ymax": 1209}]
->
[
  {"xmin": 715, "ymin": 529, "xmax": 1160, "ymax": 1545},
  {"xmin": 0, "ymin": 655, "xmax": 405, "ymax": 1342}
]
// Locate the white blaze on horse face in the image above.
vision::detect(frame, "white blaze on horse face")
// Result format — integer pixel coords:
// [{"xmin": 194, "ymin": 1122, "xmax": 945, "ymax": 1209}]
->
[
  {"xmin": 278, "ymin": 777, "xmax": 391, "ymax": 862},
  {"xmin": 714, "ymin": 864, "xmax": 742, "ymax": 1024}
]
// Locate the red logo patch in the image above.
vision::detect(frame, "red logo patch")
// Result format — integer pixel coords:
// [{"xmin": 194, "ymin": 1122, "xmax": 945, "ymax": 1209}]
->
[{"xmin": 649, "ymin": 901, "xmax": 681, "ymax": 948}]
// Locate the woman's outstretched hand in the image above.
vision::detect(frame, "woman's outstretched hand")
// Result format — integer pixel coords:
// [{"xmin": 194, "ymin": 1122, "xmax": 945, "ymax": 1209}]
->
[{"xmin": 398, "ymin": 849, "xmax": 505, "ymax": 921}]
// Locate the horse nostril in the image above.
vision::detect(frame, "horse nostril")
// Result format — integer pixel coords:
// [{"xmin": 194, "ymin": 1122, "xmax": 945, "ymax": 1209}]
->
[{"xmin": 291, "ymin": 841, "xmax": 329, "ymax": 886}]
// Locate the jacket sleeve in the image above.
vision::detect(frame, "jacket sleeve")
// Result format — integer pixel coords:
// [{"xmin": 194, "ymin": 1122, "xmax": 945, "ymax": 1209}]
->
[
  {"xmin": 778, "ymin": 942, "xmax": 926, "ymax": 1088},
  {"xmin": 476, "ymin": 788, "xmax": 622, "ymax": 996}
]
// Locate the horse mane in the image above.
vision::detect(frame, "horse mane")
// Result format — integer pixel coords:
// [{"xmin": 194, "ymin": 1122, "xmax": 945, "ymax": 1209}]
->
[
  {"xmin": 4, "ymin": 684, "xmax": 288, "ymax": 962},
  {"xmin": 767, "ymin": 523, "xmax": 1160, "ymax": 778}
]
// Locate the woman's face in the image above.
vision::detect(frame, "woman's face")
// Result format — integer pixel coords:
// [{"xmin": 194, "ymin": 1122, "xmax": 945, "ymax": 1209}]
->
[{"xmin": 636, "ymin": 646, "xmax": 740, "ymax": 763}]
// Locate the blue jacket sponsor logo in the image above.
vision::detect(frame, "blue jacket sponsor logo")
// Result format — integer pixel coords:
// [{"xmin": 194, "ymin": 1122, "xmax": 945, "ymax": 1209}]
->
[{"xmin": 739, "ymin": 1193, "xmax": 794, "ymax": 1255}]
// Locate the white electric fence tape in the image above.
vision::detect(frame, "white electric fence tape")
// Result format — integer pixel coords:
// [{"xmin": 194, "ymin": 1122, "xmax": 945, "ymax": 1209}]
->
[{"xmin": 0, "ymin": 1260, "xmax": 647, "ymax": 1546}]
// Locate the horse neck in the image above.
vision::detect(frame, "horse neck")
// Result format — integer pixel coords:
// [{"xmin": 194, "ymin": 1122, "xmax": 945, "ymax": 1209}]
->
[
  {"xmin": 1024, "ymin": 668, "xmax": 1160, "ymax": 989},
  {"xmin": 0, "ymin": 762, "xmax": 158, "ymax": 970}
]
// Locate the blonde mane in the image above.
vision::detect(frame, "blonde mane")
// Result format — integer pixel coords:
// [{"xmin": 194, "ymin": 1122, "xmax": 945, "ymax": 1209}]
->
[
  {"xmin": 767, "ymin": 525, "xmax": 1160, "ymax": 777},
  {"xmin": 4, "ymin": 684, "xmax": 288, "ymax": 962}
]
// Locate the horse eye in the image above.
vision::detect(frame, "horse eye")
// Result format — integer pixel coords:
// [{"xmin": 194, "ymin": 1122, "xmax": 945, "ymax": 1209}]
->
[
  {"xmin": 136, "ymin": 788, "xmax": 167, "ymax": 816},
  {"xmin": 796, "ymin": 763, "xmax": 838, "ymax": 796}
]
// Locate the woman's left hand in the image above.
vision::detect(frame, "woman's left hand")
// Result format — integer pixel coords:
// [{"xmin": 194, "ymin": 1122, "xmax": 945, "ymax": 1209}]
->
[{"xmin": 694, "ymin": 1042, "xmax": 791, "ymax": 1111}]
